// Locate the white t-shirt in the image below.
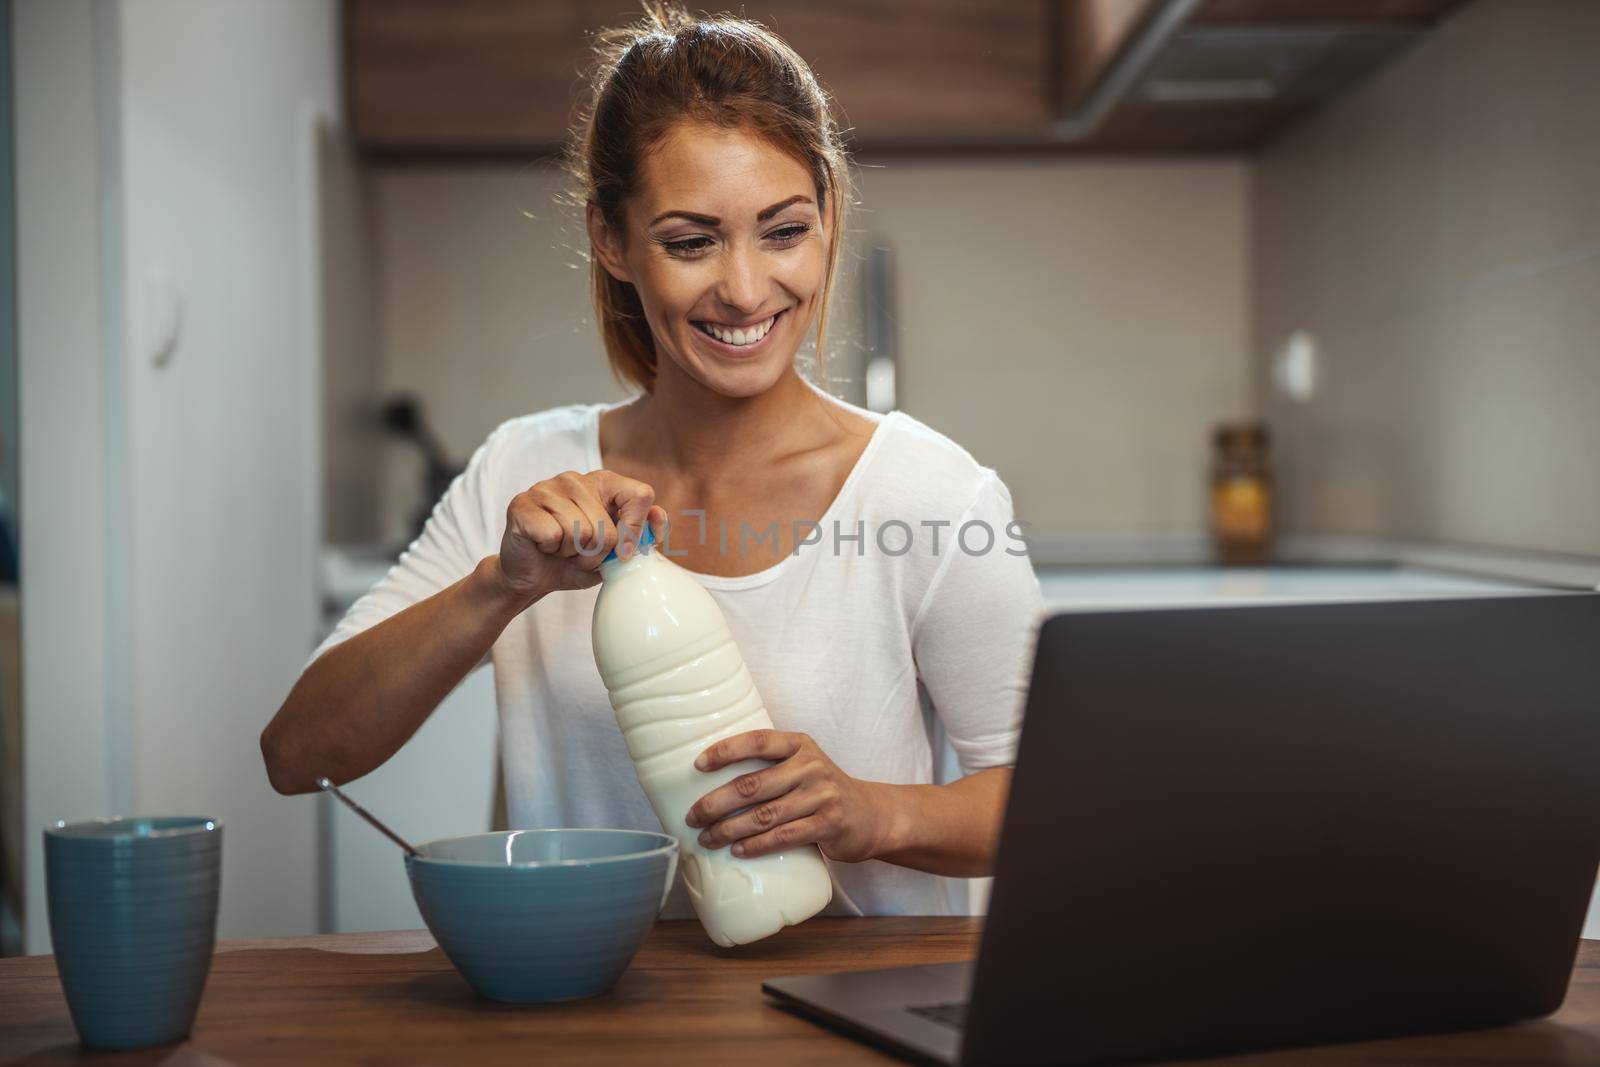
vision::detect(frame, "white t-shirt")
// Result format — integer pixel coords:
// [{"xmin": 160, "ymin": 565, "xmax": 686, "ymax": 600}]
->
[{"xmin": 312, "ymin": 389, "xmax": 1045, "ymax": 917}]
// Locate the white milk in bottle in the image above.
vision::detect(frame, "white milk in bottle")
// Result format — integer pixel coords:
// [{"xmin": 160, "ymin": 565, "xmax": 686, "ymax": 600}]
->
[{"xmin": 592, "ymin": 525, "xmax": 833, "ymax": 946}]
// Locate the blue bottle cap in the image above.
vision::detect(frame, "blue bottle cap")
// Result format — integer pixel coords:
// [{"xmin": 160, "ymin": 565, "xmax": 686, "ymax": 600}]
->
[{"xmin": 603, "ymin": 522, "xmax": 655, "ymax": 564}]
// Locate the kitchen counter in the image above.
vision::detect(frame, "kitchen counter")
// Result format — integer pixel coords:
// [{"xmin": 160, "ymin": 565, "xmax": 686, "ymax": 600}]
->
[
  {"xmin": 3, "ymin": 920, "xmax": 1598, "ymax": 1064},
  {"xmin": 1036, "ymin": 563, "xmax": 1542, "ymax": 613}
]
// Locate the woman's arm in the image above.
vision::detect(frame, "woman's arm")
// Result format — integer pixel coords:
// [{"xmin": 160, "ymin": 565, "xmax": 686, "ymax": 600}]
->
[
  {"xmin": 261, "ymin": 556, "xmax": 533, "ymax": 795},
  {"xmin": 260, "ymin": 468, "xmax": 662, "ymax": 796},
  {"xmin": 869, "ymin": 767, "xmax": 1011, "ymax": 878}
]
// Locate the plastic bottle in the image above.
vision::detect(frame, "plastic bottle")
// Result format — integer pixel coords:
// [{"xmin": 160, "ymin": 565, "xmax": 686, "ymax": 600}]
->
[{"xmin": 592, "ymin": 525, "xmax": 833, "ymax": 946}]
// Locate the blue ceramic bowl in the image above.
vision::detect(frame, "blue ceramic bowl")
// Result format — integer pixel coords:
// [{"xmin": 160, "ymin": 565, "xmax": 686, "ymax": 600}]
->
[
  {"xmin": 45, "ymin": 817, "xmax": 221, "ymax": 1050},
  {"xmin": 406, "ymin": 828, "xmax": 677, "ymax": 1003}
]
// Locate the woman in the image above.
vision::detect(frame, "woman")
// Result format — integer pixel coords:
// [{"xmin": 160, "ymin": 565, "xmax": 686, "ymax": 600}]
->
[{"xmin": 262, "ymin": 5, "xmax": 1043, "ymax": 918}]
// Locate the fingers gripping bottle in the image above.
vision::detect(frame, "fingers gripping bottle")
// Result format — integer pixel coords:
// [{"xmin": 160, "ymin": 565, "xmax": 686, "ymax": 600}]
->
[{"xmin": 592, "ymin": 525, "xmax": 833, "ymax": 946}]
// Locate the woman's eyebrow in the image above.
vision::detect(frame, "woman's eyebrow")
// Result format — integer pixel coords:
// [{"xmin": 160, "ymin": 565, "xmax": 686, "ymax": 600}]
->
[
  {"xmin": 650, "ymin": 209, "xmax": 719, "ymax": 227},
  {"xmin": 648, "ymin": 195, "xmax": 813, "ymax": 228},
  {"xmin": 756, "ymin": 194, "xmax": 811, "ymax": 221}
]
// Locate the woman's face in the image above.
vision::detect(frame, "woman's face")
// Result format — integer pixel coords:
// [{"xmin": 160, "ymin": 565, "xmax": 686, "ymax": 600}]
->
[{"xmin": 589, "ymin": 122, "xmax": 828, "ymax": 399}]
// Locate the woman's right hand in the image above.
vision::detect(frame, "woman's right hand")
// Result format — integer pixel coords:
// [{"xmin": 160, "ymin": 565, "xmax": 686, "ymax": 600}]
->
[{"xmin": 494, "ymin": 469, "xmax": 665, "ymax": 601}]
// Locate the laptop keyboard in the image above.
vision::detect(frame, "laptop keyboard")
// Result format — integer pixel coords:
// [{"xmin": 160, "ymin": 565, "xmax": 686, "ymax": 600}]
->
[{"xmin": 907, "ymin": 1001, "xmax": 967, "ymax": 1029}]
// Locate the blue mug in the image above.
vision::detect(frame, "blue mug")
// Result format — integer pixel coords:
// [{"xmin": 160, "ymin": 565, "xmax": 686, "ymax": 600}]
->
[{"xmin": 44, "ymin": 816, "xmax": 222, "ymax": 1050}]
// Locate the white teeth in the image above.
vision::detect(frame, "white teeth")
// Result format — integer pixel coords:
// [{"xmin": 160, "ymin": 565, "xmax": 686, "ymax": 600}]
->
[{"xmin": 699, "ymin": 313, "xmax": 777, "ymax": 346}]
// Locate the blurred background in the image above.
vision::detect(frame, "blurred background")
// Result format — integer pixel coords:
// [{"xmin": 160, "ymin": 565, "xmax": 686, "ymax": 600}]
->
[{"xmin": 3, "ymin": 0, "xmax": 1598, "ymax": 955}]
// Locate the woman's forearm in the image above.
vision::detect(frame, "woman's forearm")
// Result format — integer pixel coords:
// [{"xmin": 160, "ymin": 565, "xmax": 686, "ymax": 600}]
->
[
  {"xmin": 260, "ymin": 555, "xmax": 534, "ymax": 795},
  {"xmin": 870, "ymin": 767, "xmax": 1012, "ymax": 879}
]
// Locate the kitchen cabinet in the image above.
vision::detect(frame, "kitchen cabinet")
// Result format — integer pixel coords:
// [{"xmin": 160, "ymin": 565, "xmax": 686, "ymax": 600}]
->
[
  {"xmin": 345, "ymin": 0, "xmax": 1470, "ymax": 156},
  {"xmin": 346, "ymin": 0, "xmax": 1051, "ymax": 154}
]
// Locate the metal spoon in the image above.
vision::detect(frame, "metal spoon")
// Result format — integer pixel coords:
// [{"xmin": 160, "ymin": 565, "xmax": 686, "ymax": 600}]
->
[{"xmin": 317, "ymin": 776, "xmax": 419, "ymax": 857}]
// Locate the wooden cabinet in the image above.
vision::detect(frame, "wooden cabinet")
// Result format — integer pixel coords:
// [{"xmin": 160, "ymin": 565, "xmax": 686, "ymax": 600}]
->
[
  {"xmin": 345, "ymin": 0, "xmax": 1468, "ymax": 156},
  {"xmin": 347, "ymin": 0, "xmax": 1053, "ymax": 154},
  {"xmin": 760, "ymin": 3, "xmax": 1055, "ymax": 137},
  {"xmin": 346, "ymin": 1, "xmax": 609, "ymax": 152}
]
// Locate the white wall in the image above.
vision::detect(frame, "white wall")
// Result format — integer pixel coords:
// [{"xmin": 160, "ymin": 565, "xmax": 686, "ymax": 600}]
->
[
  {"xmin": 115, "ymin": 0, "xmax": 339, "ymax": 940},
  {"xmin": 15, "ymin": 0, "xmax": 117, "ymax": 956},
  {"xmin": 16, "ymin": 0, "xmax": 340, "ymax": 950},
  {"xmin": 371, "ymin": 167, "xmax": 627, "ymax": 546},
  {"xmin": 369, "ymin": 160, "xmax": 1252, "ymax": 543},
  {"xmin": 848, "ymin": 158, "xmax": 1252, "ymax": 538},
  {"xmin": 1254, "ymin": 0, "xmax": 1600, "ymax": 558}
]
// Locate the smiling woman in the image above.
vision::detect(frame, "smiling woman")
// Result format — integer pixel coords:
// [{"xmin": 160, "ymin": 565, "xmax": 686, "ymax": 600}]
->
[
  {"xmin": 261, "ymin": 2, "xmax": 1045, "ymax": 924},
  {"xmin": 567, "ymin": 6, "xmax": 848, "ymax": 397},
  {"xmin": 587, "ymin": 123, "xmax": 824, "ymax": 401}
]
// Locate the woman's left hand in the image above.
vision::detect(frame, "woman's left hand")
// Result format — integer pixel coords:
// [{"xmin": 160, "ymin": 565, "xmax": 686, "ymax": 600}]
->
[{"xmin": 684, "ymin": 729, "xmax": 891, "ymax": 862}]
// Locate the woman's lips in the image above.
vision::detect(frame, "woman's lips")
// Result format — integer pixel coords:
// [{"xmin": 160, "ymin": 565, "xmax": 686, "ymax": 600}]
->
[{"xmin": 692, "ymin": 308, "xmax": 787, "ymax": 358}]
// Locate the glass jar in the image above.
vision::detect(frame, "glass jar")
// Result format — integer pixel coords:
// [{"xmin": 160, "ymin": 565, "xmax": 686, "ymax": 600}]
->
[{"xmin": 1210, "ymin": 422, "xmax": 1272, "ymax": 566}]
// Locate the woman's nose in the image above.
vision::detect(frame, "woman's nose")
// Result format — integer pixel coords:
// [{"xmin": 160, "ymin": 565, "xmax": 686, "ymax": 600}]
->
[{"xmin": 715, "ymin": 246, "xmax": 764, "ymax": 316}]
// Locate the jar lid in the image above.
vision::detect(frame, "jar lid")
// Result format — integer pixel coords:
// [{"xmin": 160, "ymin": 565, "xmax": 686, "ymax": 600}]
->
[{"xmin": 1214, "ymin": 422, "xmax": 1270, "ymax": 454}]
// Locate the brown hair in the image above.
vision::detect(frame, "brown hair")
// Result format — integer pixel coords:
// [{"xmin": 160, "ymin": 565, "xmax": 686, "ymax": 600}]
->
[{"xmin": 566, "ymin": 3, "xmax": 850, "ymax": 395}]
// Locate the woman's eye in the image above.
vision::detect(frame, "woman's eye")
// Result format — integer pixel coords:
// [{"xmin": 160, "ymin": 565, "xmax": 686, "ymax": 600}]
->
[
  {"xmin": 665, "ymin": 236, "xmax": 714, "ymax": 255},
  {"xmin": 767, "ymin": 224, "xmax": 809, "ymax": 244},
  {"xmin": 661, "ymin": 225, "xmax": 807, "ymax": 256}
]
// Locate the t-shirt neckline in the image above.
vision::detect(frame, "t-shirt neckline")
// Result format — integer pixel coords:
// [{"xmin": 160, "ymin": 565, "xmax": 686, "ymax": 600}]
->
[{"xmin": 584, "ymin": 393, "xmax": 897, "ymax": 592}]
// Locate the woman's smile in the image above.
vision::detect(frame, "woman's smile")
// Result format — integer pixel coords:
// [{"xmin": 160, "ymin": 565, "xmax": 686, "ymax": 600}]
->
[{"xmin": 691, "ymin": 308, "xmax": 789, "ymax": 357}]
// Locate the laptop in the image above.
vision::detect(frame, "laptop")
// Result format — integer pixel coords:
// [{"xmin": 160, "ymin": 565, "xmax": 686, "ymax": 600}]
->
[{"xmin": 763, "ymin": 592, "xmax": 1600, "ymax": 1065}]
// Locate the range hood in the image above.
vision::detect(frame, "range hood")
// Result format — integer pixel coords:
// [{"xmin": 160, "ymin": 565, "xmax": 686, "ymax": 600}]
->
[
  {"xmin": 1131, "ymin": 22, "xmax": 1422, "ymax": 105},
  {"xmin": 1052, "ymin": 0, "xmax": 1465, "ymax": 149}
]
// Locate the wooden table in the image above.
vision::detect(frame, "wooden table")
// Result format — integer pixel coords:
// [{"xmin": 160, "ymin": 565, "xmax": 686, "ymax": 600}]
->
[{"xmin": 2, "ymin": 921, "xmax": 1598, "ymax": 1065}]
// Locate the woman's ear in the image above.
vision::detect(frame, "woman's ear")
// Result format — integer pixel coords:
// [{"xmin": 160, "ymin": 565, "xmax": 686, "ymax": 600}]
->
[{"xmin": 586, "ymin": 202, "xmax": 632, "ymax": 285}]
